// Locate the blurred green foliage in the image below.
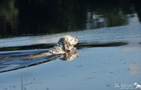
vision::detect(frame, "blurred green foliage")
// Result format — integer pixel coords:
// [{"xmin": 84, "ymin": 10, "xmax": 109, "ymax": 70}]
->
[{"xmin": 0, "ymin": 0, "xmax": 140, "ymax": 37}]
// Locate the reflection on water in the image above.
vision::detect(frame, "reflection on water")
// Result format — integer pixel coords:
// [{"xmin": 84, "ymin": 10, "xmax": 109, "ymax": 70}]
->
[
  {"xmin": 0, "ymin": 49, "xmax": 79, "ymax": 73},
  {"xmin": 0, "ymin": 46, "xmax": 141, "ymax": 90},
  {"xmin": 0, "ymin": 42, "xmax": 128, "ymax": 51},
  {"xmin": 0, "ymin": 0, "xmax": 141, "ymax": 37}
]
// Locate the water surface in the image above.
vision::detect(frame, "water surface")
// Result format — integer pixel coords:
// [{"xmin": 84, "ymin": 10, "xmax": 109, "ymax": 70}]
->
[{"xmin": 0, "ymin": 0, "xmax": 141, "ymax": 90}]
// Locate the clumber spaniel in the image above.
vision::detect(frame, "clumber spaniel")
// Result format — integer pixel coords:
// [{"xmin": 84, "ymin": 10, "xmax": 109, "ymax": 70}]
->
[
  {"xmin": 0, "ymin": 35, "xmax": 79, "ymax": 72},
  {"xmin": 29, "ymin": 35, "xmax": 78, "ymax": 58}
]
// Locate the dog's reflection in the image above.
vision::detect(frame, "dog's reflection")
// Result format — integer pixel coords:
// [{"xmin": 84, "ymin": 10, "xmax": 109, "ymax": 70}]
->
[{"xmin": 59, "ymin": 49, "xmax": 79, "ymax": 61}]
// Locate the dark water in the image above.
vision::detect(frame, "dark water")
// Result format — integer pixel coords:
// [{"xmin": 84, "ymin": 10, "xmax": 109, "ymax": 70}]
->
[{"xmin": 0, "ymin": 0, "xmax": 141, "ymax": 37}]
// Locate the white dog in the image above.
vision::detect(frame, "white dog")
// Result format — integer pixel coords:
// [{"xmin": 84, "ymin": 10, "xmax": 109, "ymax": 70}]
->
[
  {"xmin": 134, "ymin": 82, "xmax": 141, "ymax": 89},
  {"xmin": 28, "ymin": 35, "xmax": 78, "ymax": 58}
]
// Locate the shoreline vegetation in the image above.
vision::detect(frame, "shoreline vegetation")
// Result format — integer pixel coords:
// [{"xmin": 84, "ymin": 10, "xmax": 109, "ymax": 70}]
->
[{"xmin": 0, "ymin": 0, "xmax": 141, "ymax": 37}]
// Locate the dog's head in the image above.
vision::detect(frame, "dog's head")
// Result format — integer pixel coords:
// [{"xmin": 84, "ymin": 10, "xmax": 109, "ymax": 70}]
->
[{"xmin": 58, "ymin": 35, "xmax": 78, "ymax": 52}]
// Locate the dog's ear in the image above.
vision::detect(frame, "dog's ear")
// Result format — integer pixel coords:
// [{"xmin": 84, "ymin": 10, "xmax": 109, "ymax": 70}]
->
[
  {"xmin": 57, "ymin": 37, "xmax": 70, "ymax": 51},
  {"xmin": 63, "ymin": 38, "xmax": 71, "ymax": 51}
]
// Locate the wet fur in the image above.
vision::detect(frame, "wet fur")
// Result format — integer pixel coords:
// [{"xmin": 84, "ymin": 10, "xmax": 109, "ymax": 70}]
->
[{"xmin": 28, "ymin": 35, "xmax": 78, "ymax": 58}]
